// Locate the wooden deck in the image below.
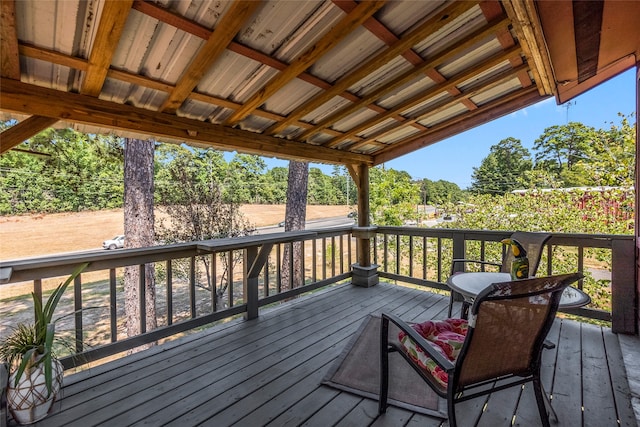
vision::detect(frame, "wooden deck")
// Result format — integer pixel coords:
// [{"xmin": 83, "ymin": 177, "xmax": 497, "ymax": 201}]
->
[{"xmin": 23, "ymin": 282, "xmax": 636, "ymax": 427}]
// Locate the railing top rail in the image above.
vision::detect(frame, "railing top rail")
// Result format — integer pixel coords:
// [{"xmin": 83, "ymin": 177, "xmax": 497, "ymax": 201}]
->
[
  {"xmin": 372, "ymin": 226, "xmax": 634, "ymax": 242},
  {"xmin": 0, "ymin": 229, "xmax": 337, "ymax": 284}
]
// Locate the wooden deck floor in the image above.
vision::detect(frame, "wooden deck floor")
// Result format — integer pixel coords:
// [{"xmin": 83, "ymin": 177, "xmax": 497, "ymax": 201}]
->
[{"xmin": 24, "ymin": 282, "xmax": 636, "ymax": 427}]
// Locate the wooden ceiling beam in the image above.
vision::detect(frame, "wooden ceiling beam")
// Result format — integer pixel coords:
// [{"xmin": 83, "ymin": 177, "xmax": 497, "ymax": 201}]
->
[
  {"xmin": 130, "ymin": 0, "xmax": 391, "ymax": 139},
  {"xmin": 264, "ymin": 1, "xmax": 477, "ymax": 136},
  {"xmin": 81, "ymin": 0, "xmax": 133, "ymax": 96},
  {"xmin": 160, "ymin": 1, "xmax": 261, "ymax": 113},
  {"xmin": 2, "ymin": 2, "xmax": 58, "ymax": 152},
  {"xmin": 373, "ymin": 85, "xmax": 544, "ymax": 164},
  {"xmin": 1, "ymin": 0, "xmax": 20, "ymax": 79},
  {"xmin": 324, "ymin": 44, "xmax": 522, "ymax": 149},
  {"xmin": 501, "ymin": 0, "xmax": 555, "ymax": 96},
  {"xmin": 0, "ymin": 78, "xmax": 371, "ymax": 166},
  {"xmin": 224, "ymin": 0, "xmax": 386, "ymax": 126},
  {"xmin": 15, "ymin": 42, "xmax": 365, "ymax": 144},
  {"xmin": 300, "ymin": 17, "xmax": 511, "ymax": 143},
  {"xmin": 0, "ymin": 115, "xmax": 58, "ymax": 154}
]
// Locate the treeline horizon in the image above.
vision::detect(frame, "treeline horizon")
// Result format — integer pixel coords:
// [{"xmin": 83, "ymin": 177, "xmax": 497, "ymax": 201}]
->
[{"xmin": 0, "ymin": 112, "xmax": 634, "ymax": 216}]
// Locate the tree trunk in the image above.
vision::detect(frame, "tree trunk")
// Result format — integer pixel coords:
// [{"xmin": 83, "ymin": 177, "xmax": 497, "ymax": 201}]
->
[
  {"xmin": 123, "ymin": 138, "xmax": 157, "ymax": 348},
  {"xmin": 281, "ymin": 160, "xmax": 308, "ymax": 290}
]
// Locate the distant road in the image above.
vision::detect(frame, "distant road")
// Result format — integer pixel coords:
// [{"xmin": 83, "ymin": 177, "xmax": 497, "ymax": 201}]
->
[{"xmin": 256, "ymin": 216, "xmax": 355, "ymax": 234}]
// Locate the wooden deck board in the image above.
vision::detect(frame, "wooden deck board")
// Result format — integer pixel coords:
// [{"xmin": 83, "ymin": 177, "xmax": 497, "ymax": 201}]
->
[
  {"xmin": 18, "ymin": 282, "xmax": 634, "ymax": 427},
  {"xmin": 582, "ymin": 322, "xmax": 618, "ymax": 427}
]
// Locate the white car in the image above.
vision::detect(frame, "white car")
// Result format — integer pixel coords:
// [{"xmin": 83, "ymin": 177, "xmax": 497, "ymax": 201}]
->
[{"xmin": 103, "ymin": 235, "xmax": 125, "ymax": 250}]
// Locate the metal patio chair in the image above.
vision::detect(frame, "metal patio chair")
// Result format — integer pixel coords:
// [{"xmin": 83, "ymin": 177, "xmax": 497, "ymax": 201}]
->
[{"xmin": 379, "ymin": 273, "xmax": 582, "ymax": 427}]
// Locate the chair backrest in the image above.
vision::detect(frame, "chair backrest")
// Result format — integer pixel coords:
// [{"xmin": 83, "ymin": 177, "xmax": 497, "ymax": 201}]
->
[
  {"xmin": 500, "ymin": 231, "xmax": 552, "ymax": 277},
  {"xmin": 452, "ymin": 273, "xmax": 581, "ymax": 390}
]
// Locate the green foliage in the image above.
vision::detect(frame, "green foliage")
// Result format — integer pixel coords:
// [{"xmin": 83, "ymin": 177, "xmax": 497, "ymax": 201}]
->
[
  {"xmin": 437, "ymin": 189, "xmax": 633, "ymax": 313},
  {"xmin": 470, "ymin": 137, "xmax": 532, "ymax": 194},
  {"xmin": 370, "ymin": 167, "xmax": 420, "ymax": 225},
  {"xmin": 419, "ymin": 178, "xmax": 465, "ymax": 205},
  {"xmin": 0, "ymin": 127, "xmax": 124, "ymax": 214},
  {"xmin": 470, "ymin": 114, "xmax": 636, "ymax": 192}
]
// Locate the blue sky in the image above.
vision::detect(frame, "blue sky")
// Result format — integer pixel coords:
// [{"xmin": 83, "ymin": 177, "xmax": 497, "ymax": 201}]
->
[{"xmin": 260, "ymin": 68, "xmax": 636, "ymax": 189}]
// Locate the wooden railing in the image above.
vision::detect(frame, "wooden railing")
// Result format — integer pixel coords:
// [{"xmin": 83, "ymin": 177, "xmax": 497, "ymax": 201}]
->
[
  {"xmin": 372, "ymin": 227, "xmax": 636, "ymax": 334},
  {"xmin": 1, "ymin": 226, "xmax": 635, "ymax": 372},
  {"xmin": 0, "ymin": 228, "xmax": 356, "ymax": 370}
]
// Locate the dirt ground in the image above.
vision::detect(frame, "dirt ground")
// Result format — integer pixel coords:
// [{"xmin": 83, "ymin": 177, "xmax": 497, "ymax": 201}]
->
[{"xmin": 0, "ymin": 204, "xmax": 351, "ymax": 261}]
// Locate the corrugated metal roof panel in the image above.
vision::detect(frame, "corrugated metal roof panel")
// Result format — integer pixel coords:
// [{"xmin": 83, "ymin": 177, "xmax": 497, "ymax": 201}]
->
[
  {"xmin": 309, "ymin": 26, "xmax": 386, "ymax": 84},
  {"xmin": 470, "ymin": 77, "xmax": 523, "ymax": 105},
  {"xmin": 376, "ymin": 75, "xmax": 437, "ymax": 110},
  {"xmin": 418, "ymin": 102, "xmax": 469, "ymax": 128},
  {"xmin": 376, "ymin": 125, "xmax": 421, "ymax": 145}
]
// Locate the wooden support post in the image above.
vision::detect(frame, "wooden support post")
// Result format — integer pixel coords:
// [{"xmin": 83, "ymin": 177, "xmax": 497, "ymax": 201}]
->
[
  {"xmin": 243, "ymin": 243, "xmax": 273, "ymax": 320},
  {"xmin": 350, "ymin": 163, "xmax": 378, "ymax": 287},
  {"xmin": 612, "ymin": 239, "xmax": 636, "ymax": 334},
  {"xmin": 635, "ymin": 61, "xmax": 640, "ymax": 334}
]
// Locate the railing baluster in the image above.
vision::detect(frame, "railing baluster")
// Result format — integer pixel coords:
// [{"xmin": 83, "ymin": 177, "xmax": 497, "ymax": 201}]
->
[
  {"xmin": 395, "ymin": 234, "xmax": 400, "ymax": 275},
  {"xmin": 422, "ymin": 236, "xmax": 427, "ymax": 280},
  {"xmin": 409, "ymin": 235, "xmax": 414, "ymax": 277},
  {"xmin": 139, "ymin": 264, "xmax": 146, "ymax": 334},
  {"xmin": 74, "ymin": 274, "xmax": 83, "ymax": 353},
  {"xmin": 109, "ymin": 268, "xmax": 117, "ymax": 341},
  {"xmin": 331, "ymin": 236, "xmax": 336, "ymax": 277},
  {"xmin": 437, "ymin": 237, "xmax": 443, "ymax": 282},
  {"xmin": 264, "ymin": 252, "xmax": 270, "ymax": 297},
  {"xmin": 189, "ymin": 257, "xmax": 196, "ymax": 318},
  {"xmin": 577, "ymin": 245, "xmax": 585, "ymax": 288},
  {"xmin": 210, "ymin": 254, "xmax": 215, "ymax": 313},
  {"xmin": 167, "ymin": 260, "xmax": 173, "ymax": 325},
  {"xmin": 322, "ymin": 238, "xmax": 327, "ymax": 280},
  {"xmin": 301, "ymin": 240, "xmax": 306, "ymax": 285},
  {"xmin": 228, "ymin": 250, "xmax": 234, "ymax": 307},
  {"xmin": 339, "ymin": 234, "xmax": 344, "ymax": 274},
  {"xmin": 312, "ymin": 238, "xmax": 317, "ymax": 283},
  {"xmin": 383, "ymin": 234, "xmax": 388, "ymax": 271},
  {"xmin": 277, "ymin": 243, "xmax": 282, "ymax": 293}
]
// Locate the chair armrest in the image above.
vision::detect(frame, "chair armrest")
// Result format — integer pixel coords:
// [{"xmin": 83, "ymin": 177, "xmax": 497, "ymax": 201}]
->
[
  {"xmin": 450, "ymin": 259, "xmax": 501, "ymax": 275},
  {"xmin": 381, "ymin": 312, "xmax": 454, "ymax": 373}
]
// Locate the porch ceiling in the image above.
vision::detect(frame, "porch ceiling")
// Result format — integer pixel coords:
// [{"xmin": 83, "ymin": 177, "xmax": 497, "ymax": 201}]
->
[{"xmin": 0, "ymin": 0, "xmax": 638, "ymax": 165}]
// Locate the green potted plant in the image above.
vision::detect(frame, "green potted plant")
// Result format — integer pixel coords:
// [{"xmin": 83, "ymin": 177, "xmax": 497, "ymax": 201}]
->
[{"xmin": 1, "ymin": 262, "xmax": 88, "ymax": 424}]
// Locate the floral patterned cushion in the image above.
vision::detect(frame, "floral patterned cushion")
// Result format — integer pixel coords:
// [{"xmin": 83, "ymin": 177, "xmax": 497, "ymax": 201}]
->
[{"xmin": 398, "ymin": 318, "xmax": 468, "ymax": 388}]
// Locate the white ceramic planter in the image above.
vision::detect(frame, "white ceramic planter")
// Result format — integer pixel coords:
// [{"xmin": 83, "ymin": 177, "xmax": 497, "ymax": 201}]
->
[{"xmin": 7, "ymin": 359, "xmax": 63, "ymax": 425}]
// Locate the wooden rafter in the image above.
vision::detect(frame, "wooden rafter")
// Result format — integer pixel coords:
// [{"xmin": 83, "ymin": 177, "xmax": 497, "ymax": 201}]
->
[
  {"xmin": 480, "ymin": 1, "xmax": 532, "ymax": 88},
  {"xmin": 15, "ymin": 42, "xmax": 367, "ymax": 145},
  {"xmin": 1, "ymin": 2, "xmax": 59, "ymax": 152},
  {"xmin": 81, "ymin": 1, "xmax": 133, "ymax": 97},
  {"xmin": 0, "ymin": 78, "xmax": 372, "ymax": 166},
  {"xmin": 327, "ymin": 44, "xmax": 522, "ymax": 150},
  {"xmin": 300, "ymin": 17, "xmax": 511, "ymax": 143},
  {"xmin": 224, "ymin": 0, "xmax": 386, "ymax": 126},
  {"xmin": 160, "ymin": 1, "xmax": 262, "ymax": 114},
  {"xmin": 0, "ymin": 116, "xmax": 58, "ymax": 154},
  {"xmin": 501, "ymin": 0, "xmax": 555, "ymax": 96},
  {"xmin": 264, "ymin": 1, "xmax": 477, "ymax": 137},
  {"xmin": 1, "ymin": 0, "xmax": 19, "ymax": 79}
]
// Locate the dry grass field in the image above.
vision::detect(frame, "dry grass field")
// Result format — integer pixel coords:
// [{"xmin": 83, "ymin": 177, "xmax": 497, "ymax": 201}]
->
[
  {"xmin": 0, "ymin": 205, "xmax": 350, "ymax": 300},
  {"xmin": 0, "ymin": 204, "xmax": 350, "ymax": 261}
]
